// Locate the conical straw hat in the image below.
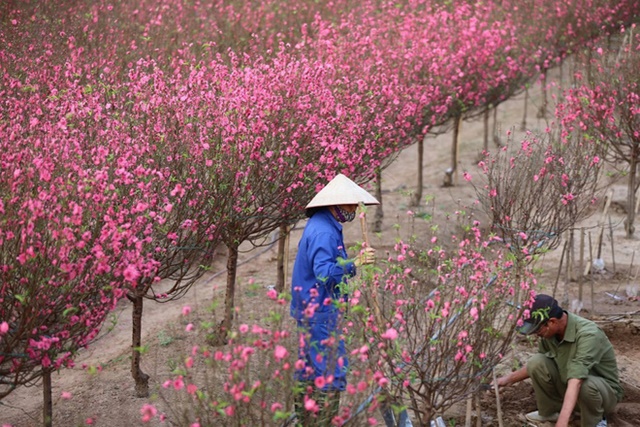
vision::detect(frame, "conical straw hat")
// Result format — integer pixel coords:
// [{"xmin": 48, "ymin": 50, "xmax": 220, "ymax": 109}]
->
[{"xmin": 305, "ymin": 174, "xmax": 380, "ymax": 209}]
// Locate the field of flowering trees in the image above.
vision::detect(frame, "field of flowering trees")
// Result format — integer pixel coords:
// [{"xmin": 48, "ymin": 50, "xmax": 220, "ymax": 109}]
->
[{"xmin": 2, "ymin": 0, "xmax": 640, "ymax": 426}]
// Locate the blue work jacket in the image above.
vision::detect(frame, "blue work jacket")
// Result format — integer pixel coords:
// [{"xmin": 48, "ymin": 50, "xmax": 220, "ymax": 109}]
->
[{"xmin": 290, "ymin": 208, "xmax": 356, "ymax": 322}]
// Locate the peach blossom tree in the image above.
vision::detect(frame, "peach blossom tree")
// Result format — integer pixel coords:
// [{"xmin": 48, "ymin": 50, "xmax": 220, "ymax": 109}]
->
[{"xmin": 557, "ymin": 29, "xmax": 640, "ymax": 237}]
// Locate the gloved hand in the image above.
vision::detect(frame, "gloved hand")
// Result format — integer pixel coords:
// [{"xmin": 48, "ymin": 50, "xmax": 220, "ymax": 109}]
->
[{"xmin": 354, "ymin": 247, "xmax": 376, "ymax": 267}]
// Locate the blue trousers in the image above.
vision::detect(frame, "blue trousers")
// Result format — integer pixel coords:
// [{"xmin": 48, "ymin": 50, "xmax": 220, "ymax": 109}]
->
[{"xmin": 294, "ymin": 314, "xmax": 348, "ymax": 392}]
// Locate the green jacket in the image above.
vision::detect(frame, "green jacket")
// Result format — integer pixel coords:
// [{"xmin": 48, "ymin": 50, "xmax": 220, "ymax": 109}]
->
[{"xmin": 538, "ymin": 312, "xmax": 624, "ymax": 401}]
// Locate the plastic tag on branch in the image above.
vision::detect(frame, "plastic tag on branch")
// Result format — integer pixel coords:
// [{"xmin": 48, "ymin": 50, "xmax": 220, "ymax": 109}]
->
[
  {"xmin": 570, "ymin": 299, "xmax": 584, "ymax": 315},
  {"xmin": 430, "ymin": 417, "xmax": 446, "ymax": 427},
  {"xmin": 592, "ymin": 258, "xmax": 605, "ymax": 274}
]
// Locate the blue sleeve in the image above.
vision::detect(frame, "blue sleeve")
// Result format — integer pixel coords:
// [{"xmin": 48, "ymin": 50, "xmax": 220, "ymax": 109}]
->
[{"xmin": 308, "ymin": 232, "xmax": 355, "ymax": 290}]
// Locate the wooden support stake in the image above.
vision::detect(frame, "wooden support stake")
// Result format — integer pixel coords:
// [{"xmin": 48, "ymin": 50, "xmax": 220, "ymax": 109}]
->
[
  {"xmin": 360, "ymin": 208, "xmax": 382, "ymax": 326},
  {"xmin": 553, "ymin": 241, "xmax": 567, "ymax": 299},
  {"xmin": 465, "ymin": 397, "xmax": 473, "ymax": 427},
  {"xmin": 569, "ymin": 228, "xmax": 575, "ymax": 282},
  {"xmin": 493, "ymin": 369, "xmax": 504, "ymax": 427},
  {"xmin": 578, "ymin": 228, "xmax": 584, "ymax": 302},
  {"xmin": 584, "ymin": 231, "xmax": 594, "ymax": 277},
  {"xmin": 597, "ymin": 190, "xmax": 613, "ymax": 259},
  {"xmin": 285, "ymin": 226, "xmax": 290, "ymax": 290},
  {"xmin": 609, "ymin": 216, "xmax": 616, "ymax": 274},
  {"xmin": 589, "ymin": 232, "xmax": 595, "ymax": 312}
]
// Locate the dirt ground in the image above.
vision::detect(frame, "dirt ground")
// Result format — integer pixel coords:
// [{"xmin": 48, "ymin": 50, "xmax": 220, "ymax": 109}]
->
[{"xmin": 2, "ymin": 72, "xmax": 640, "ymax": 427}]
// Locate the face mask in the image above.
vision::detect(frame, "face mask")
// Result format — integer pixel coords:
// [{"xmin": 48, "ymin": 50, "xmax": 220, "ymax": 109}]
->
[{"xmin": 334, "ymin": 206, "xmax": 356, "ymax": 223}]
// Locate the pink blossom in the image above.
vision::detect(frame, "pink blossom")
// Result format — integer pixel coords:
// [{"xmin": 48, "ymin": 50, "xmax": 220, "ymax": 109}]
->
[
  {"xmin": 185, "ymin": 357, "xmax": 194, "ymax": 368},
  {"xmin": 140, "ymin": 404, "xmax": 157, "ymax": 423},
  {"xmin": 0, "ymin": 322, "xmax": 8, "ymax": 334},
  {"xmin": 314, "ymin": 376, "xmax": 326, "ymax": 389},
  {"xmin": 239, "ymin": 324, "xmax": 249, "ymax": 333},
  {"xmin": 187, "ymin": 384, "xmax": 198, "ymax": 395},
  {"xmin": 377, "ymin": 376, "xmax": 389, "ymax": 387},
  {"xmin": 173, "ymin": 376, "xmax": 184, "ymax": 390},
  {"xmin": 123, "ymin": 264, "xmax": 140, "ymax": 283},
  {"xmin": 381, "ymin": 328, "xmax": 398, "ymax": 340},
  {"xmin": 185, "ymin": 323, "xmax": 194, "ymax": 332},
  {"xmin": 304, "ymin": 398, "xmax": 319, "ymax": 413},
  {"xmin": 61, "ymin": 391, "xmax": 72, "ymax": 399},
  {"xmin": 274, "ymin": 345, "xmax": 288, "ymax": 361},
  {"xmin": 181, "ymin": 305, "xmax": 192, "ymax": 316}
]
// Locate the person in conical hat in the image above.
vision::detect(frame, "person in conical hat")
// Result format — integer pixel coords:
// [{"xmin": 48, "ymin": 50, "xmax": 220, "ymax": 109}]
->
[{"xmin": 291, "ymin": 174, "xmax": 379, "ymax": 426}]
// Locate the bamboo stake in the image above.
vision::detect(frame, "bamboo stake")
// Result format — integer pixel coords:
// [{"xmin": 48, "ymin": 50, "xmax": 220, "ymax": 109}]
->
[
  {"xmin": 465, "ymin": 398, "xmax": 473, "ymax": 427},
  {"xmin": 553, "ymin": 241, "xmax": 567, "ymax": 299},
  {"xmin": 492, "ymin": 369, "xmax": 504, "ymax": 427},
  {"xmin": 569, "ymin": 228, "xmax": 575, "ymax": 282},
  {"xmin": 285, "ymin": 226, "xmax": 290, "ymax": 290},
  {"xmin": 597, "ymin": 190, "xmax": 613, "ymax": 259},
  {"xmin": 360, "ymin": 208, "xmax": 382, "ymax": 325},
  {"xmin": 578, "ymin": 228, "xmax": 584, "ymax": 302},
  {"xmin": 589, "ymin": 232, "xmax": 595, "ymax": 312},
  {"xmin": 609, "ymin": 216, "xmax": 616, "ymax": 274},
  {"xmin": 613, "ymin": 250, "xmax": 635, "ymax": 299}
]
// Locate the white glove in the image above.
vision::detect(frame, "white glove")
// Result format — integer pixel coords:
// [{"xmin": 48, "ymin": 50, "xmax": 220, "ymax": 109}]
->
[{"xmin": 354, "ymin": 247, "xmax": 376, "ymax": 267}]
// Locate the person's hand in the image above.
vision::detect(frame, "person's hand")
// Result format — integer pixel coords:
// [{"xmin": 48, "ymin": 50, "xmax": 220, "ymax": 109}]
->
[
  {"xmin": 495, "ymin": 375, "xmax": 511, "ymax": 388},
  {"xmin": 488, "ymin": 375, "xmax": 511, "ymax": 393},
  {"xmin": 354, "ymin": 247, "xmax": 376, "ymax": 267}
]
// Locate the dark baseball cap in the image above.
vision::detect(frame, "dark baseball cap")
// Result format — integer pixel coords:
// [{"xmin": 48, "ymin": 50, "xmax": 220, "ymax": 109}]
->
[{"xmin": 518, "ymin": 294, "xmax": 564, "ymax": 335}]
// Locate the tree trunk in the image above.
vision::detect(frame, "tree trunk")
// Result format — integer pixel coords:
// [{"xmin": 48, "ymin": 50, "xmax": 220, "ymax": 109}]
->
[
  {"xmin": 483, "ymin": 109, "xmax": 489, "ymax": 153},
  {"xmin": 130, "ymin": 292, "xmax": 149, "ymax": 397},
  {"xmin": 492, "ymin": 106, "xmax": 502, "ymax": 147},
  {"xmin": 537, "ymin": 69, "xmax": 548, "ymax": 119},
  {"xmin": 412, "ymin": 136, "xmax": 425, "ymax": 206},
  {"xmin": 443, "ymin": 115, "xmax": 461, "ymax": 187},
  {"xmin": 219, "ymin": 244, "xmax": 239, "ymax": 340},
  {"xmin": 374, "ymin": 168, "xmax": 384, "ymax": 233},
  {"xmin": 521, "ymin": 88, "xmax": 528, "ymax": 131},
  {"xmin": 626, "ymin": 154, "xmax": 638, "ymax": 238},
  {"xmin": 586, "ymin": 49, "xmax": 593, "ymax": 88},
  {"xmin": 276, "ymin": 224, "xmax": 288, "ymax": 293},
  {"xmin": 43, "ymin": 369, "xmax": 52, "ymax": 427}
]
